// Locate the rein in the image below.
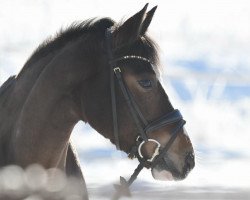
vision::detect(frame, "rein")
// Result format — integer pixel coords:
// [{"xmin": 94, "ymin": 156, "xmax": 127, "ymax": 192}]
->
[{"xmin": 105, "ymin": 28, "xmax": 186, "ymax": 200}]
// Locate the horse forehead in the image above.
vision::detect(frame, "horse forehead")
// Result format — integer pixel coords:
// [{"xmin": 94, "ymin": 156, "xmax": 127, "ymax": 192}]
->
[{"xmin": 121, "ymin": 61, "xmax": 160, "ymax": 77}]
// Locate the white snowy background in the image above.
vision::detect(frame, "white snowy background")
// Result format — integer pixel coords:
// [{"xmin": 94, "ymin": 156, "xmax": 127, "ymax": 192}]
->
[{"xmin": 1, "ymin": 0, "xmax": 250, "ymax": 199}]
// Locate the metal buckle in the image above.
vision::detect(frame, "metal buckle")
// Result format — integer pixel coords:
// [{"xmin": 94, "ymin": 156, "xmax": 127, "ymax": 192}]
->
[
  {"xmin": 113, "ymin": 67, "xmax": 121, "ymax": 73},
  {"xmin": 138, "ymin": 139, "xmax": 161, "ymax": 162}
]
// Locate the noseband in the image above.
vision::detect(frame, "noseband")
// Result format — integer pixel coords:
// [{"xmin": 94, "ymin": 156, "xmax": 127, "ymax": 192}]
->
[{"xmin": 105, "ymin": 28, "xmax": 186, "ymax": 199}]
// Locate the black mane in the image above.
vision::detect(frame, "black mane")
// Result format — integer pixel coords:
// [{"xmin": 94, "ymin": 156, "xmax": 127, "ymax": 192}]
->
[
  {"xmin": 18, "ymin": 18, "xmax": 115, "ymax": 76},
  {"xmin": 17, "ymin": 16, "xmax": 159, "ymax": 78}
]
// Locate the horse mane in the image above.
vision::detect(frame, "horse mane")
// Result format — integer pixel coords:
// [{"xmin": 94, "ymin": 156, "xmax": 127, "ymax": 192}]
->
[
  {"xmin": 16, "ymin": 17, "xmax": 160, "ymax": 79},
  {"xmin": 17, "ymin": 17, "xmax": 115, "ymax": 77}
]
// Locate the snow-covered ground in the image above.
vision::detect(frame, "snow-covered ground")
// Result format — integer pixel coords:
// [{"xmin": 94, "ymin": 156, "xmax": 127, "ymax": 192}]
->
[{"xmin": 1, "ymin": 0, "xmax": 250, "ymax": 199}]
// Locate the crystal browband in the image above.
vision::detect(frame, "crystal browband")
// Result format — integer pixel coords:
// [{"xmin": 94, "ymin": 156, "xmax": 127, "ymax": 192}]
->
[{"xmin": 110, "ymin": 55, "xmax": 151, "ymax": 65}]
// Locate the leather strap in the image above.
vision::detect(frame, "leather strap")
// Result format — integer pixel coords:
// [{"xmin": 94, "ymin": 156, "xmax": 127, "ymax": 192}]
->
[
  {"xmin": 105, "ymin": 28, "xmax": 120, "ymax": 150},
  {"xmin": 127, "ymin": 89, "xmax": 148, "ymax": 126},
  {"xmin": 113, "ymin": 69, "xmax": 148, "ymax": 141},
  {"xmin": 144, "ymin": 109, "xmax": 183, "ymax": 134},
  {"xmin": 152, "ymin": 120, "xmax": 186, "ymax": 167}
]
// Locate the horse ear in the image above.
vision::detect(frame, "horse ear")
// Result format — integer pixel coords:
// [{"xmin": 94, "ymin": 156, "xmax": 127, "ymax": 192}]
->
[
  {"xmin": 140, "ymin": 6, "xmax": 157, "ymax": 35},
  {"xmin": 112, "ymin": 3, "xmax": 148, "ymax": 48}
]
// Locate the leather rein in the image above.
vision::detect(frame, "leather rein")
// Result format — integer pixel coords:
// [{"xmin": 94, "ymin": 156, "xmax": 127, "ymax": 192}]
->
[{"xmin": 105, "ymin": 28, "xmax": 186, "ymax": 200}]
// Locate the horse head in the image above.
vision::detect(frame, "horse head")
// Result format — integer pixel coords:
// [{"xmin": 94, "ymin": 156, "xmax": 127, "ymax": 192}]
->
[{"xmin": 79, "ymin": 4, "xmax": 195, "ymax": 181}]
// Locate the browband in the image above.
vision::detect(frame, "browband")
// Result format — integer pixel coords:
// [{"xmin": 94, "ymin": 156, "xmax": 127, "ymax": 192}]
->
[{"xmin": 110, "ymin": 55, "xmax": 151, "ymax": 65}]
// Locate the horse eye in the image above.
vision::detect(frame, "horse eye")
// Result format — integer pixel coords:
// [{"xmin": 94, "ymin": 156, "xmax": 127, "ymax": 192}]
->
[{"xmin": 138, "ymin": 79, "xmax": 152, "ymax": 89}]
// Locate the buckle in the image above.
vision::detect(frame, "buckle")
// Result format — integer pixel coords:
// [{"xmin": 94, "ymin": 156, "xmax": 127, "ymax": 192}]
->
[
  {"xmin": 113, "ymin": 67, "xmax": 121, "ymax": 73},
  {"xmin": 138, "ymin": 139, "xmax": 161, "ymax": 162}
]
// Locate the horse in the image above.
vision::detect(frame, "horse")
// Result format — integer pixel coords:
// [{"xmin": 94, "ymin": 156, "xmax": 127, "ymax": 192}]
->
[{"xmin": 0, "ymin": 4, "xmax": 195, "ymax": 200}]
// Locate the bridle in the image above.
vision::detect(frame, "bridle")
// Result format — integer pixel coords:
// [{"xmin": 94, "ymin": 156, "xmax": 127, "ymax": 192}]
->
[{"xmin": 105, "ymin": 28, "xmax": 186, "ymax": 199}]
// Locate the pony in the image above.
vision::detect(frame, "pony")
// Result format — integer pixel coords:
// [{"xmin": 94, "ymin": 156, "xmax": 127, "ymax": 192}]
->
[{"xmin": 0, "ymin": 4, "xmax": 195, "ymax": 200}]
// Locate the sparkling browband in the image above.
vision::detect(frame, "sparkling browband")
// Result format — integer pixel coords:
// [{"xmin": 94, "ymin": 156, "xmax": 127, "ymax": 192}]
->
[{"xmin": 110, "ymin": 55, "xmax": 151, "ymax": 65}]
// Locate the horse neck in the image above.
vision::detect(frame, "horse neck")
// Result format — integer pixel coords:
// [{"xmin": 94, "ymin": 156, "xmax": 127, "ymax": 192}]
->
[{"xmin": 10, "ymin": 38, "xmax": 99, "ymax": 168}]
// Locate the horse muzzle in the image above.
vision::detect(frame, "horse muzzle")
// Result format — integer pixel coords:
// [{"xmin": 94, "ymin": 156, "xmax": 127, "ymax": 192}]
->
[{"xmin": 151, "ymin": 151, "xmax": 195, "ymax": 181}]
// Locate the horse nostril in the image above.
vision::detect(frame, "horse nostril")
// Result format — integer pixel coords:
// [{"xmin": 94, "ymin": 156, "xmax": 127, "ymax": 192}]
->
[{"xmin": 185, "ymin": 152, "xmax": 195, "ymax": 170}]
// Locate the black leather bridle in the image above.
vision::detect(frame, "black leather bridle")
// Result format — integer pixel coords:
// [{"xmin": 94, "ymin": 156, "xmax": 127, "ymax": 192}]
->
[{"xmin": 105, "ymin": 28, "xmax": 186, "ymax": 200}]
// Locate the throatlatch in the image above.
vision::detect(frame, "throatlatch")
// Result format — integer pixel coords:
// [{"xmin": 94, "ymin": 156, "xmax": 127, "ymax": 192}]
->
[{"xmin": 105, "ymin": 28, "xmax": 186, "ymax": 200}]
